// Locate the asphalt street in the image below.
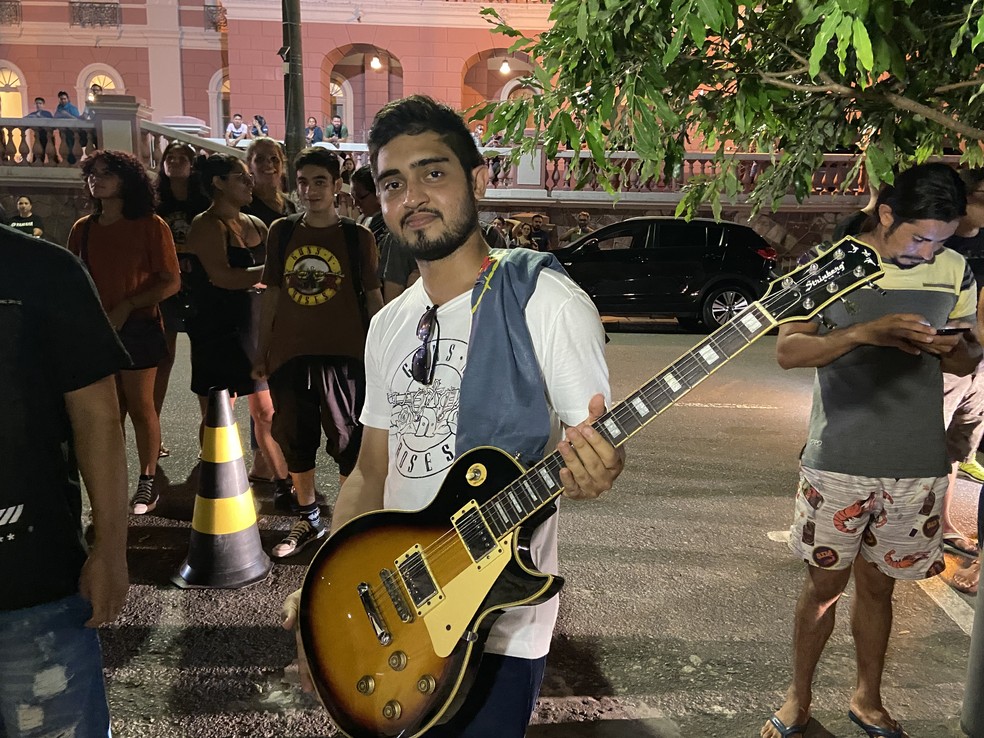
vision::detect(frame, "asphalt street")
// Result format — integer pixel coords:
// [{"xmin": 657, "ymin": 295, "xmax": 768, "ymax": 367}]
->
[{"xmin": 99, "ymin": 324, "xmax": 981, "ymax": 738}]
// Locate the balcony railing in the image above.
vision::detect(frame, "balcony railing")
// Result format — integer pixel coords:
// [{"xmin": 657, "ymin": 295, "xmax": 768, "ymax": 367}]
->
[
  {"xmin": 0, "ymin": 119, "xmax": 98, "ymax": 166},
  {"xmin": 0, "ymin": 0, "xmax": 22, "ymax": 25},
  {"xmin": 69, "ymin": 1, "xmax": 121, "ymax": 27}
]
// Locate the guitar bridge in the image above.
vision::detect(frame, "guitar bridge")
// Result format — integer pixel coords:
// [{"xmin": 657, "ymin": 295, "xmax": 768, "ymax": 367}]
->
[{"xmin": 356, "ymin": 582, "xmax": 391, "ymax": 646}]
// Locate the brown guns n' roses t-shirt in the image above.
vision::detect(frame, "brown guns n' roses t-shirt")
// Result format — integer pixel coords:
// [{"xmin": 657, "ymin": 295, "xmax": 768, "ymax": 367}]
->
[{"xmin": 262, "ymin": 217, "xmax": 380, "ymax": 374}]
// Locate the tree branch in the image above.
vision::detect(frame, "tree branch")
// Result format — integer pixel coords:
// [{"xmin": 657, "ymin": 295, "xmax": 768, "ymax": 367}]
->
[
  {"xmin": 881, "ymin": 91, "xmax": 984, "ymax": 140},
  {"xmin": 935, "ymin": 77, "xmax": 984, "ymax": 94}
]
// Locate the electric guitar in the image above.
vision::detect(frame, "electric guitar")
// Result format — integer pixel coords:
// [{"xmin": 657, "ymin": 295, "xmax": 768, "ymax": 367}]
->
[{"xmin": 299, "ymin": 237, "xmax": 884, "ymax": 738}]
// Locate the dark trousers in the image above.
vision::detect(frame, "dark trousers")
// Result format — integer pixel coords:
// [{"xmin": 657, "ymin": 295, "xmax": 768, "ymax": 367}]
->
[{"xmin": 426, "ymin": 654, "xmax": 546, "ymax": 737}]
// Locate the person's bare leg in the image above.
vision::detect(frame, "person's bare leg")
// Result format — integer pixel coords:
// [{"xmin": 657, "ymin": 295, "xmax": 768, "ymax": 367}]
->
[
  {"xmin": 292, "ymin": 468, "xmax": 317, "ymax": 506},
  {"xmin": 154, "ymin": 329, "xmax": 177, "ymax": 417},
  {"xmin": 848, "ymin": 558, "xmax": 903, "ymax": 732},
  {"xmin": 942, "ymin": 461, "xmax": 976, "ymax": 552},
  {"xmin": 248, "ymin": 390, "xmax": 288, "ymax": 479},
  {"xmin": 761, "ymin": 565, "xmax": 853, "ymax": 738},
  {"xmin": 119, "ymin": 368, "xmax": 159, "ymax": 477}
]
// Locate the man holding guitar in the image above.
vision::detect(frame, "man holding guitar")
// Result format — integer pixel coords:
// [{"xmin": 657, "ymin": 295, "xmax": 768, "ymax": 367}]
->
[
  {"xmin": 283, "ymin": 96, "xmax": 624, "ymax": 737},
  {"xmin": 764, "ymin": 164, "xmax": 982, "ymax": 738}
]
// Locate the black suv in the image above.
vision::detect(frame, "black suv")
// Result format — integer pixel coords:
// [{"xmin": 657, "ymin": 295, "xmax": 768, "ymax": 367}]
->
[{"xmin": 552, "ymin": 217, "xmax": 777, "ymax": 330}]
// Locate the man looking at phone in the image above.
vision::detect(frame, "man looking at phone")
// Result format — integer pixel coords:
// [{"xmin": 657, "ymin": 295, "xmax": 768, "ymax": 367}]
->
[{"xmin": 764, "ymin": 163, "xmax": 981, "ymax": 738}]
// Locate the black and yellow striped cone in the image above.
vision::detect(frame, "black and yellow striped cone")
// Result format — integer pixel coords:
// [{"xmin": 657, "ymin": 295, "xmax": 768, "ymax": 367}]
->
[{"xmin": 173, "ymin": 387, "xmax": 271, "ymax": 589}]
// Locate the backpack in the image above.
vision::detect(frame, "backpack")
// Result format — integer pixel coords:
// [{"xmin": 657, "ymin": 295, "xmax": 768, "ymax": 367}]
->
[{"xmin": 277, "ymin": 213, "xmax": 369, "ymax": 328}]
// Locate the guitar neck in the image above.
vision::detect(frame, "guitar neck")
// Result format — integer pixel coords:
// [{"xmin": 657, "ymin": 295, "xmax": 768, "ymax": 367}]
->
[{"xmin": 478, "ymin": 302, "xmax": 778, "ymax": 540}]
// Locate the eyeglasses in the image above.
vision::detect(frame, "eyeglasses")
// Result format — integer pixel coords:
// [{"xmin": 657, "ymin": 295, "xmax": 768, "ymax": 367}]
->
[{"xmin": 411, "ymin": 305, "xmax": 439, "ymax": 385}]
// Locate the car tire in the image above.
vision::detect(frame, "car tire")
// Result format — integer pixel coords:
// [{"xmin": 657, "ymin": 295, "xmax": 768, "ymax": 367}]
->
[{"xmin": 700, "ymin": 285, "xmax": 754, "ymax": 329}]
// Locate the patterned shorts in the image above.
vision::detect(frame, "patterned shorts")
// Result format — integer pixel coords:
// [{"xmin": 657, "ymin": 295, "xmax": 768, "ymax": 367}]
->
[{"xmin": 788, "ymin": 466, "xmax": 947, "ymax": 580}]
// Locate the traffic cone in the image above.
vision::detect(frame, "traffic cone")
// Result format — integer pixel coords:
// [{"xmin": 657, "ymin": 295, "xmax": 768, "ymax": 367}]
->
[{"xmin": 173, "ymin": 387, "xmax": 272, "ymax": 589}]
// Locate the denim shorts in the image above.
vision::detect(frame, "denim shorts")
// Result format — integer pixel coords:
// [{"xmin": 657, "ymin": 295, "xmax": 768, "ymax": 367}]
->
[{"xmin": 0, "ymin": 594, "xmax": 111, "ymax": 738}]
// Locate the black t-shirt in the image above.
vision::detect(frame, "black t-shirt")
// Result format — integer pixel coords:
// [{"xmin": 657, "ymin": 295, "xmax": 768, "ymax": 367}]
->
[
  {"xmin": 7, "ymin": 213, "xmax": 43, "ymax": 237},
  {"xmin": 243, "ymin": 194, "xmax": 296, "ymax": 228},
  {"xmin": 0, "ymin": 225, "xmax": 130, "ymax": 611},
  {"xmin": 946, "ymin": 230, "xmax": 984, "ymax": 292},
  {"xmin": 529, "ymin": 228, "xmax": 550, "ymax": 251}
]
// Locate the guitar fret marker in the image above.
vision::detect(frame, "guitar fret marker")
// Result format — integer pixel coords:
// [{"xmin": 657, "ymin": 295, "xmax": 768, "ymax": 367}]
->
[
  {"xmin": 538, "ymin": 468, "xmax": 555, "ymax": 489},
  {"xmin": 521, "ymin": 481, "xmax": 540, "ymax": 506},
  {"xmin": 698, "ymin": 345, "xmax": 719, "ymax": 364},
  {"xmin": 741, "ymin": 313, "xmax": 762, "ymax": 331},
  {"xmin": 631, "ymin": 397, "xmax": 651, "ymax": 416},
  {"xmin": 664, "ymin": 373, "xmax": 682, "ymax": 393},
  {"xmin": 603, "ymin": 418, "xmax": 622, "ymax": 437}
]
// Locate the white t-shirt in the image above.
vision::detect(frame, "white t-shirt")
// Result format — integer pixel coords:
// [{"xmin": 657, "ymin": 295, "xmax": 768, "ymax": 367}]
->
[
  {"xmin": 362, "ymin": 268, "xmax": 610, "ymax": 659},
  {"xmin": 226, "ymin": 121, "xmax": 247, "ymax": 136}
]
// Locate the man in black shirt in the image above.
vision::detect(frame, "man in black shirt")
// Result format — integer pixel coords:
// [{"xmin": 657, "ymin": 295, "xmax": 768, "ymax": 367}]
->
[
  {"xmin": 0, "ymin": 225, "xmax": 130, "ymax": 736},
  {"xmin": 529, "ymin": 214, "xmax": 551, "ymax": 251},
  {"xmin": 7, "ymin": 195, "xmax": 44, "ymax": 238}
]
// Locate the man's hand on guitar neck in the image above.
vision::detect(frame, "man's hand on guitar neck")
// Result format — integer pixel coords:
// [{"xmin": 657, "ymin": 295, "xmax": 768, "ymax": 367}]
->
[
  {"xmin": 282, "ymin": 589, "xmax": 314, "ymax": 693},
  {"xmin": 558, "ymin": 393, "xmax": 625, "ymax": 500}
]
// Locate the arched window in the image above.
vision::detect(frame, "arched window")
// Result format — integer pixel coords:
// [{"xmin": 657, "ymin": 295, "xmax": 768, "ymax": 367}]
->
[
  {"xmin": 0, "ymin": 66, "xmax": 24, "ymax": 117},
  {"xmin": 76, "ymin": 64, "xmax": 124, "ymax": 108},
  {"xmin": 87, "ymin": 74, "xmax": 117, "ymax": 92},
  {"xmin": 208, "ymin": 70, "xmax": 230, "ymax": 137}
]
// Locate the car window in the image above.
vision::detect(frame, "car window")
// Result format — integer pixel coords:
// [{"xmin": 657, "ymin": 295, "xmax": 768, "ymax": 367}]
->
[
  {"xmin": 656, "ymin": 221, "xmax": 707, "ymax": 249},
  {"xmin": 592, "ymin": 226, "xmax": 646, "ymax": 251}
]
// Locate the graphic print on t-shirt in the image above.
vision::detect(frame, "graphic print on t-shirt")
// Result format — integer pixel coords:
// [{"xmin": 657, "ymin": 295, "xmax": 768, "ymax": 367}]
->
[
  {"xmin": 284, "ymin": 243, "xmax": 345, "ymax": 306},
  {"xmin": 388, "ymin": 337, "xmax": 467, "ymax": 479}
]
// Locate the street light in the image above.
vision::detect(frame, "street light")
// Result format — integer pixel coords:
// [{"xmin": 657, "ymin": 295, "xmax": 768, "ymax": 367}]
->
[
  {"xmin": 499, "ymin": 59, "xmax": 511, "ymax": 75},
  {"xmin": 370, "ymin": 55, "xmax": 382, "ymax": 71}
]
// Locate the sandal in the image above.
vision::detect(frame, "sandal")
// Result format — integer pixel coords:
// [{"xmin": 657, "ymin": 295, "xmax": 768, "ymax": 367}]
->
[
  {"xmin": 943, "ymin": 534, "xmax": 979, "ymax": 559},
  {"xmin": 848, "ymin": 709, "xmax": 906, "ymax": 738},
  {"xmin": 766, "ymin": 715, "xmax": 808, "ymax": 737}
]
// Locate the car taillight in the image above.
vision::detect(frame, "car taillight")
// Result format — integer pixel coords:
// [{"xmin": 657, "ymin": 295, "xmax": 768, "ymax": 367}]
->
[{"xmin": 756, "ymin": 247, "xmax": 778, "ymax": 261}]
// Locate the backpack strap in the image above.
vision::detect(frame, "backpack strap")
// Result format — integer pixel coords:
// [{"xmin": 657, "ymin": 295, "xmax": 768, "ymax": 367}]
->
[
  {"xmin": 277, "ymin": 212, "xmax": 304, "ymax": 258},
  {"xmin": 339, "ymin": 216, "xmax": 369, "ymax": 329}
]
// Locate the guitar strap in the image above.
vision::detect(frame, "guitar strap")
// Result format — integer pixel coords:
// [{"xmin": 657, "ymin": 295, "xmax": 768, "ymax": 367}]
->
[{"xmin": 455, "ymin": 248, "xmax": 568, "ymax": 465}]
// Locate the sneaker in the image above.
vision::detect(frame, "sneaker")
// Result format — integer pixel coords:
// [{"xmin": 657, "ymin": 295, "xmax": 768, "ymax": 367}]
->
[
  {"xmin": 131, "ymin": 476, "xmax": 159, "ymax": 515},
  {"xmin": 959, "ymin": 459, "xmax": 984, "ymax": 483},
  {"xmin": 272, "ymin": 518, "xmax": 326, "ymax": 558}
]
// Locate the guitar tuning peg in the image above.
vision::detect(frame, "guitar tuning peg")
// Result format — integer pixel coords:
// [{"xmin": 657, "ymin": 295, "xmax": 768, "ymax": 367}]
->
[{"xmin": 866, "ymin": 284, "xmax": 888, "ymax": 296}]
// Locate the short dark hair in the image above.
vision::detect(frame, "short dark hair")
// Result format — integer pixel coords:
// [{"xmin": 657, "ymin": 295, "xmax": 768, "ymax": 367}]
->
[
  {"xmin": 877, "ymin": 163, "xmax": 966, "ymax": 233},
  {"xmin": 194, "ymin": 152, "xmax": 244, "ymax": 198},
  {"xmin": 367, "ymin": 95, "xmax": 484, "ymax": 179},
  {"xmin": 34, "ymin": 97, "xmax": 44, "ymax": 104},
  {"xmin": 351, "ymin": 165, "xmax": 375, "ymax": 192},
  {"xmin": 58, "ymin": 90, "xmax": 69, "ymax": 98},
  {"xmin": 294, "ymin": 147, "xmax": 340, "ymax": 180},
  {"xmin": 81, "ymin": 150, "xmax": 157, "ymax": 219},
  {"xmin": 233, "ymin": 112, "xmax": 243, "ymax": 119}
]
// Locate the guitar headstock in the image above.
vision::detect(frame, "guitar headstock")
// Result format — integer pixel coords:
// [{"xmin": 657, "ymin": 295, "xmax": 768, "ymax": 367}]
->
[{"xmin": 763, "ymin": 237, "xmax": 884, "ymax": 324}]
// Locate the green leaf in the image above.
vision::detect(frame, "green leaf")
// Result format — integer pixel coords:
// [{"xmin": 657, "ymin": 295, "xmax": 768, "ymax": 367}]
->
[
  {"xmin": 852, "ymin": 19, "xmax": 873, "ymax": 71},
  {"xmin": 687, "ymin": 12, "xmax": 708, "ymax": 47},
  {"xmin": 695, "ymin": 0, "xmax": 723, "ymax": 32},
  {"xmin": 809, "ymin": 9, "xmax": 842, "ymax": 77},
  {"xmin": 576, "ymin": 2, "xmax": 589, "ymax": 41}
]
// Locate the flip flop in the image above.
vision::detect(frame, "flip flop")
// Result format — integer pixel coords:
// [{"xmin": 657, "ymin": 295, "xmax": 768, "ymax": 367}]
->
[
  {"xmin": 848, "ymin": 709, "xmax": 906, "ymax": 737},
  {"xmin": 943, "ymin": 534, "xmax": 979, "ymax": 559},
  {"xmin": 767, "ymin": 715, "xmax": 808, "ymax": 737}
]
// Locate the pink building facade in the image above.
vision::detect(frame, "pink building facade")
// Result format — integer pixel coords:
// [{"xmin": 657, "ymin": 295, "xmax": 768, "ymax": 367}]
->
[{"xmin": 0, "ymin": 0, "xmax": 551, "ymax": 139}]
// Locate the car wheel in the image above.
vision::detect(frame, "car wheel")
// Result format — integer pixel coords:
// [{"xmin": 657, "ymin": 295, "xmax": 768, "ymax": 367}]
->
[{"xmin": 701, "ymin": 286, "xmax": 754, "ymax": 329}]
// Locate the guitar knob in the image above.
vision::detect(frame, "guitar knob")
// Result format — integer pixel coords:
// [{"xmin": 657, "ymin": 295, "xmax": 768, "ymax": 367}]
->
[
  {"xmin": 416, "ymin": 675, "xmax": 436, "ymax": 694},
  {"xmin": 382, "ymin": 700, "xmax": 403, "ymax": 720},
  {"xmin": 356, "ymin": 676, "xmax": 375, "ymax": 695},
  {"xmin": 388, "ymin": 651, "xmax": 408, "ymax": 671}
]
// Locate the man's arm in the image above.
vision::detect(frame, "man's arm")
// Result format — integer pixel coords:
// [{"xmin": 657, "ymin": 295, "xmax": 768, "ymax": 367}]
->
[
  {"xmin": 253, "ymin": 286, "xmax": 280, "ymax": 380},
  {"xmin": 775, "ymin": 313, "xmax": 944, "ymax": 369},
  {"xmin": 330, "ymin": 426, "xmax": 388, "ymax": 534},
  {"xmin": 65, "ymin": 375, "xmax": 129, "ymax": 626},
  {"xmin": 365, "ymin": 288, "xmax": 383, "ymax": 318}
]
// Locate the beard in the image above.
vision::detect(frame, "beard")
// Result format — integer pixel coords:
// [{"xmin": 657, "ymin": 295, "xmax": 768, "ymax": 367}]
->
[{"xmin": 391, "ymin": 197, "xmax": 479, "ymax": 262}]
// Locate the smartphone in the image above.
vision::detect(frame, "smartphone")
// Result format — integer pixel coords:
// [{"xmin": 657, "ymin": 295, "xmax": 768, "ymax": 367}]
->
[{"xmin": 936, "ymin": 326, "xmax": 972, "ymax": 335}]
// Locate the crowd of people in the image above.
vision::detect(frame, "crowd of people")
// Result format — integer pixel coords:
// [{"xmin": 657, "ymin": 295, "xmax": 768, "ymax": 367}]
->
[{"xmin": 3, "ymin": 95, "xmax": 984, "ymax": 738}]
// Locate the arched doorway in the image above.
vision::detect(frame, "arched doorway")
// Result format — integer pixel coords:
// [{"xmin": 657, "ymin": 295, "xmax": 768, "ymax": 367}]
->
[
  {"xmin": 460, "ymin": 49, "xmax": 531, "ymax": 124},
  {"xmin": 320, "ymin": 45, "xmax": 403, "ymax": 143},
  {"xmin": 209, "ymin": 70, "xmax": 230, "ymax": 137},
  {"xmin": 0, "ymin": 64, "xmax": 25, "ymax": 117}
]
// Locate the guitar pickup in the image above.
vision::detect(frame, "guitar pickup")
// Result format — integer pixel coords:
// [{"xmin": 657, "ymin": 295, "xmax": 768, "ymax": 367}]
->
[
  {"xmin": 451, "ymin": 501, "xmax": 499, "ymax": 563},
  {"xmin": 396, "ymin": 545, "xmax": 442, "ymax": 613},
  {"xmin": 380, "ymin": 568, "xmax": 414, "ymax": 623}
]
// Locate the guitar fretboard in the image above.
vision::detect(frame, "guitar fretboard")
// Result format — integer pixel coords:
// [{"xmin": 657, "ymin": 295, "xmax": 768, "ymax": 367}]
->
[{"xmin": 478, "ymin": 303, "xmax": 776, "ymax": 540}]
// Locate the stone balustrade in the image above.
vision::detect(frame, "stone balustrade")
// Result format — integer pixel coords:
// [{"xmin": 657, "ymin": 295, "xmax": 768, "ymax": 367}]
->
[{"xmin": 0, "ymin": 118, "xmax": 98, "ymax": 166}]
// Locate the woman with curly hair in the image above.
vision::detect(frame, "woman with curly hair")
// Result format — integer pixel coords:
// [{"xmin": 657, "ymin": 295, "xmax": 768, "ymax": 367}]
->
[
  {"xmin": 68, "ymin": 150, "xmax": 180, "ymax": 515},
  {"xmin": 154, "ymin": 141, "xmax": 210, "ymax": 457},
  {"xmin": 184, "ymin": 153, "xmax": 290, "ymax": 498}
]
